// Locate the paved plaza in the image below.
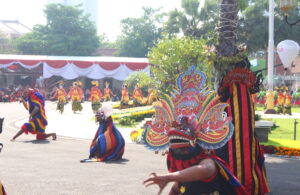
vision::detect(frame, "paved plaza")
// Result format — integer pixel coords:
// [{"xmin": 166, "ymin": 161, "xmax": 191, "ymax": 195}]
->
[{"xmin": 0, "ymin": 102, "xmax": 300, "ymax": 194}]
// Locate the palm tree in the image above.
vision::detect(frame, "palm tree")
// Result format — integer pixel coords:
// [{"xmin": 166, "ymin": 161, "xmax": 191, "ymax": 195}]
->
[
  {"xmin": 214, "ymin": 0, "xmax": 240, "ymax": 86},
  {"xmin": 216, "ymin": 0, "xmax": 239, "ymax": 57},
  {"xmin": 164, "ymin": 0, "xmax": 219, "ymax": 39}
]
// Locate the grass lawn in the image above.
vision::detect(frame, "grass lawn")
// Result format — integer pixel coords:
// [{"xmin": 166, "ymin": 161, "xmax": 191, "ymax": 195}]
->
[
  {"xmin": 258, "ymin": 118, "xmax": 300, "ymax": 148},
  {"xmin": 255, "ymin": 105, "xmax": 300, "ymax": 113},
  {"xmin": 267, "ymin": 118, "xmax": 300, "ymax": 140},
  {"xmin": 115, "ymin": 121, "xmax": 138, "ymax": 128},
  {"xmin": 260, "ymin": 138, "xmax": 300, "ymax": 148}
]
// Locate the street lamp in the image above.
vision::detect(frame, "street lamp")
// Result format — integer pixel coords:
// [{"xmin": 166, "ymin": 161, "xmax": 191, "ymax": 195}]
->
[{"xmin": 280, "ymin": 0, "xmax": 300, "ymax": 26}]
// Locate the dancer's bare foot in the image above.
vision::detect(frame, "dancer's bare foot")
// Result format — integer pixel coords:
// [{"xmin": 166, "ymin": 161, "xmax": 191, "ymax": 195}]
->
[
  {"xmin": 10, "ymin": 138, "xmax": 15, "ymax": 142},
  {"xmin": 52, "ymin": 133, "xmax": 57, "ymax": 140}
]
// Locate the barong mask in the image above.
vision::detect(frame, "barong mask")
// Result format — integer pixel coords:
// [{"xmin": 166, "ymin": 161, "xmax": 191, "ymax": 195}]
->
[{"xmin": 142, "ymin": 65, "xmax": 234, "ymax": 152}]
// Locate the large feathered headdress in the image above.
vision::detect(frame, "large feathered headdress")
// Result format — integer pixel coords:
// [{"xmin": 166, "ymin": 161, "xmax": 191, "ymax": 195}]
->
[{"xmin": 142, "ymin": 65, "xmax": 234, "ymax": 151}]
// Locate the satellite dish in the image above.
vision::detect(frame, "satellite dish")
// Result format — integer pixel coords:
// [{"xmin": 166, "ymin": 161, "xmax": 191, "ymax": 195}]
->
[{"xmin": 277, "ymin": 40, "xmax": 299, "ymax": 69}]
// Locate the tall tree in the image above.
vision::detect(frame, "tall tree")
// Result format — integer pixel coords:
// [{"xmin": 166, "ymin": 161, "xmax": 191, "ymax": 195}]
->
[
  {"xmin": 98, "ymin": 34, "xmax": 117, "ymax": 49},
  {"xmin": 238, "ymin": 0, "xmax": 300, "ymax": 53},
  {"xmin": 214, "ymin": 0, "xmax": 249, "ymax": 85},
  {"xmin": 116, "ymin": 7, "xmax": 163, "ymax": 57},
  {"xmin": 16, "ymin": 4, "xmax": 99, "ymax": 56},
  {"xmin": 164, "ymin": 0, "xmax": 219, "ymax": 40}
]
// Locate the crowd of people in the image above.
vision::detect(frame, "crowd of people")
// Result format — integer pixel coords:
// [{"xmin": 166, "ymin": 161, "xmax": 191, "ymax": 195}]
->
[
  {"xmin": 0, "ymin": 84, "xmax": 48, "ymax": 103},
  {"xmin": 0, "ymin": 85, "xmax": 25, "ymax": 102}
]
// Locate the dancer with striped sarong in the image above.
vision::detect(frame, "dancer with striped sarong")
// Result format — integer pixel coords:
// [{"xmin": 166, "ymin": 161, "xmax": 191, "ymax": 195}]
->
[
  {"xmin": 11, "ymin": 89, "xmax": 56, "ymax": 141},
  {"xmin": 82, "ymin": 105, "xmax": 125, "ymax": 162}
]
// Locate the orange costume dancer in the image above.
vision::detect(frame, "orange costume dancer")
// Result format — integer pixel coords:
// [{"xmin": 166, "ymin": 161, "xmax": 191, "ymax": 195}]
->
[
  {"xmin": 120, "ymin": 83, "xmax": 129, "ymax": 106},
  {"xmin": 276, "ymin": 86, "xmax": 284, "ymax": 114},
  {"xmin": 103, "ymin": 82, "xmax": 114, "ymax": 101},
  {"xmin": 68, "ymin": 81, "xmax": 84, "ymax": 113},
  {"xmin": 284, "ymin": 87, "xmax": 292, "ymax": 115},
  {"xmin": 52, "ymin": 81, "xmax": 67, "ymax": 114},
  {"xmin": 132, "ymin": 83, "xmax": 146, "ymax": 106},
  {"xmin": 147, "ymin": 87, "xmax": 158, "ymax": 105},
  {"xmin": 90, "ymin": 81, "xmax": 102, "ymax": 113}
]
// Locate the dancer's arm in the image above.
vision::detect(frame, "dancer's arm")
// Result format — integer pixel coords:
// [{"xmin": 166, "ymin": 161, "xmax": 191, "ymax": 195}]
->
[
  {"xmin": 20, "ymin": 98, "xmax": 28, "ymax": 110},
  {"xmin": 143, "ymin": 158, "xmax": 216, "ymax": 195},
  {"xmin": 29, "ymin": 106, "xmax": 39, "ymax": 118}
]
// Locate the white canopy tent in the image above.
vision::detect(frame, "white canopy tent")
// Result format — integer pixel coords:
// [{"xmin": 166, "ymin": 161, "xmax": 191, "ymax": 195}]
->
[{"xmin": 0, "ymin": 55, "xmax": 150, "ymax": 80}]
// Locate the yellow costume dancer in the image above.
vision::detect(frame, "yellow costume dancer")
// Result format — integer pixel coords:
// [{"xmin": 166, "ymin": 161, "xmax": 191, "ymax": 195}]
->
[
  {"xmin": 284, "ymin": 87, "xmax": 292, "ymax": 115},
  {"xmin": 68, "ymin": 81, "xmax": 84, "ymax": 113},
  {"xmin": 120, "ymin": 83, "xmax": 129, "ymax": 106},
  {"xmin": 52, "ymin": 81, "xmax": 67, "ymax": 114},
  {"xmin": 90, "ymin": 81, "xmax": 102, "ymax": 113},
  {"xmin": 132, "ymin": 83, "xmax": 146, "ymax": 106},
  {"xmin": 103, "ymin": 82, "xmax": 114, "ymax": 101},
  {"xmin": 276, "ymin": 86, "xmax": 284, "ymax": 114},
  {"xmin": 147, "ymin": 87, "xmax": 158, "ymax": 105}
]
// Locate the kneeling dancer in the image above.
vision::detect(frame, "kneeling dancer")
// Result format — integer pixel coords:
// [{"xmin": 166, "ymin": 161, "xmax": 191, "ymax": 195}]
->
[
  {"xmin": 88, "ymin": 105, "xmax": 125, "ymax": 161},
  {"xmin": 11, "ymin": 89, "xmax": 56, "ymax": 141}
]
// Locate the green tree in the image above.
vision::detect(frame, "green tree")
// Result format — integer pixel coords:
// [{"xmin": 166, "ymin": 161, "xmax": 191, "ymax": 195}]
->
[
  {"xmin": 238, "ymin": 1, "xmax": 300, "ymax": 53},
  {"xmin": 116, "ymin": 7, "xmax": 163, "ymax": 57},
  {"xmin": 99, "ymin": 34, "xmax": 117, "ymax": 49},
  {"xmin": 124, "ymin": 71, "xmax": 158, "ymax": 96},
  {"xmin": 149, "ymin": 35, "xmax": 213, "ymax": 93},
  {"xmin": 16, "ymin": 4, "xmax": 99, "ymax": 56},
  {"xmin": 164, "ymin": 0, "xmax": 219, "ymax": 41}
]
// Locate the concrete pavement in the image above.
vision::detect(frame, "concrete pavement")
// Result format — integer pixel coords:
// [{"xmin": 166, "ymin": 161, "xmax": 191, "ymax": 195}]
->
[{"xmin": 0, "ymin": 102, "xmax": 300, "ymax": 194}]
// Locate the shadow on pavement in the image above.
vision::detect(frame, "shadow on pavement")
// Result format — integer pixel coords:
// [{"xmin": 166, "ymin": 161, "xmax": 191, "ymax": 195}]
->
[
  {"xmin": 80, "ymin": 158, "xmax": 129, "ymax": 164},
  {"xmin": 22, "ymin": 140, "xmax": 50, "ymax": 144},
  {"xmin": 105, "ymin": 158, "xmax": 129, "ymax": 164}
]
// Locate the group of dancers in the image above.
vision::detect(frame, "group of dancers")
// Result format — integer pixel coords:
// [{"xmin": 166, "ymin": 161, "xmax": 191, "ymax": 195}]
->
[
  {"xmin": 274, "ymin": 86, "xmax": 293, "ymax": 115},
  {"xmin": 253, "ymin": 85, "xmax": 294, "ymax": 115},
  {"xmin": 5, "ymin": 62, "xmax": 270, "ymax": 194},
  {"xmin": 51, "ymin": 80, "xmax": 159, "ymax": 114}
]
